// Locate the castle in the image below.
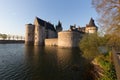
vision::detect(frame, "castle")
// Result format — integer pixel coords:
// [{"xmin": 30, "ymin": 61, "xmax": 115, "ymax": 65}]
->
[{"xmin": 25, "ymin": 17, "xmax": 98, "ymax": 47}]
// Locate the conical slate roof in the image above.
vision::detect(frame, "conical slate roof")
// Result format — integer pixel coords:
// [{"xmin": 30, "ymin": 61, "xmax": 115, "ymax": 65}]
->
[
  {"xmin": 56, "ymin": 21, "xmax": 62, "ymax": 29},
  {"xmin": 88, "ymin": 18, "xmax": 96, "ymax": 27}
]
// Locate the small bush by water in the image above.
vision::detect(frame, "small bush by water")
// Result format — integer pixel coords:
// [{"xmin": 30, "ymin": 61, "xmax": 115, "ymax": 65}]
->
[{"xmin": 92, "ymin": 52, "xmax": 117, "ymax": 80}]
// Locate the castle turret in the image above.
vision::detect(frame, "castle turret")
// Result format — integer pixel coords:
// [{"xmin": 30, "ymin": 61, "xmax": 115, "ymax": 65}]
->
[
  {"xmin": 58, "ymin": 31, "xmax": 81, "ymax": 48},
  {"xmin": 85, "ymin": 18, "xmax": 98, "ymax": 33},
  {"xmin": 56, "ymin": 21, "xmax": 62, "ymax": 33},
  {"xmin": 25, "ymin": 24, "xmax": 35, "ymax": 45}
]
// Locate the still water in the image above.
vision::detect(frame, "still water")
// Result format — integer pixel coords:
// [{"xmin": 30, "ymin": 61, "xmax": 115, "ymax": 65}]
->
[{"xmin": 0, "ymin": 44, "xmax": 91, "ymax": 80}]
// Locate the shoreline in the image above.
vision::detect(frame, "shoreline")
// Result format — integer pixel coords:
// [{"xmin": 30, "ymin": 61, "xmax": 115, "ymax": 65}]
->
[{"xmin": 0, "ymin": 40, "xmax": 24, "ymax": 44}]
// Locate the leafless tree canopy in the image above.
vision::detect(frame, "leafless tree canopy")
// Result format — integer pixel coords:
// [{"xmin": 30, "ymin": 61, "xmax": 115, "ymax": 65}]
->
[{"xmin": 92, "ymin": 0, "xmax": 120, "ymax": 34}]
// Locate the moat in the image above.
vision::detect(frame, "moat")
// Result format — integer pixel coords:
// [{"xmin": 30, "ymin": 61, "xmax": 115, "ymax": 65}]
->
[{"xmin": 0, "ymin": 44, "xmax": 92, "ymax": 80}]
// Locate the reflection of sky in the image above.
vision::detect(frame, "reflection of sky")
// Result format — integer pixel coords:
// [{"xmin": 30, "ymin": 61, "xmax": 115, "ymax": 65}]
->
[{"xmin": 0, "ymin": 0, "xmax": 97, "ymax": 36}]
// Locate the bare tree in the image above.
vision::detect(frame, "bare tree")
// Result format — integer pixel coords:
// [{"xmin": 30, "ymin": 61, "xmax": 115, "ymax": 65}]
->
[
  {"xmin": 1, "ymin": 34, "xmax": 7, "ymax": 40},
  {"xmin": 7, "ymin": 35, "xmax": 11, "ymax": 40},
  {"xmin": 16, "ymin": 35, "xmax": 19, "ymax": 40},
  {"xmin": 12, "ymin": 35, "xmax": 15, "ymax": 40},
  {"xmin": 20, "ymin": 36, "xmax": 23, "ymax": 40},
  {"xmin": 92, "ymin": 0, "xmax": 120, "ymax": 33},
  {"xmin": 92, "ymin": 0, "xmax": 120, "ymax": 49}
]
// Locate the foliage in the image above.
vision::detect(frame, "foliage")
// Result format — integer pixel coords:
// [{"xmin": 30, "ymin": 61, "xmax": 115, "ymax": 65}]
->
[
  {"xmin": 0, "ymin": 33, "xmax": 24, "ymax": 40},
  {"xmin": 92, "ymin": 0, "xmax": 120, "ymax": 50},
  {"xmin": 79, "ymin": 33, "xmax": 117, "ymax": 79},
  {"xmin": 105, "ymin": 33, "xmax": 120, "ymax": 50},
  {"xmin": 95, "ymin": 52, "xmax": 117, "ymax": 80},
  {"xmin": 79, "ymin": 33, "xmax": 107, "ymax": 59},
  {"xmin": 0, "ymin": 33, "xmax": 7, "ymax": 40}
]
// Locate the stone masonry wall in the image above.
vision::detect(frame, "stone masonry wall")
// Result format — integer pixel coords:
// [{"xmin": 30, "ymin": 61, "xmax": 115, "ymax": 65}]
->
[
  {"xmin": 58, "ymin": 31, "xmax": 82, "ymax": 48},
  {"xmin": 25, "ymin": 24, "xmax": 34, "ymax": 45},
  {"xmin": 34, "ymin": 26, "xmax": 45, "ymax": 46},
  {"xmin": 85, "ymin": 26, "xmax": 97, "ymax": 33},
  {"xmin": 45, "ymin": 38, "xmax": 58, "ymax": 46}
]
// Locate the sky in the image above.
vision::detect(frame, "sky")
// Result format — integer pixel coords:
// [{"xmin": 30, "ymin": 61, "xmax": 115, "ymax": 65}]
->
[{"xmin": 0, "ymin": 0, "xmax": 98, "ymax": 36}]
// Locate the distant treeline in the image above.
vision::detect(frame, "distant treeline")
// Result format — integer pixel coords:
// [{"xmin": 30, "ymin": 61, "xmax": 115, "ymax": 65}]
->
[
  {"xmin": 0, "ymin": 33, "xmax": 24, "ymax": 40},
  {"xmin": 0, "ymin": 40, "xmax": 24, "ymax": 44}
]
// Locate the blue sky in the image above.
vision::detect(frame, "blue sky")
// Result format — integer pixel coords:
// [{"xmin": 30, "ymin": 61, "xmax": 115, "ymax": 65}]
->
[{"xmin": 0, "ymin": 0, "xmax": 97, "ymax": 36}]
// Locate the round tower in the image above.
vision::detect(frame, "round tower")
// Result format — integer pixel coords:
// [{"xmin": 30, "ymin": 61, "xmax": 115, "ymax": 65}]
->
[
  {"xmin": 25, "ymin": 24, "xmax": 35, "ymax": 45},
  {"xmin": 58, "ymin": 31, "xmax": 81, "ymax": 48}
]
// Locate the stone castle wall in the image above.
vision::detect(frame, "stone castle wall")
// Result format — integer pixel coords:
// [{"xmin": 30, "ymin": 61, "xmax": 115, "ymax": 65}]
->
[
  {"xmin": 25, "ymin": 24, "xmax": 97, "ymax": 47},
  {"xmin": 45, "ymin": 38, "xmax": 58, "ymax": 46},
  {"xmin": 25, "ymin": 17, "xmax": 98, "ymax": 47},
  {"xmin": 34, "ymin": 26, "xmax": 46, "ymax": 46},
  {"xmin": 25, "ymin": 24, "xmax": 35, "ymax": 45},
  {"xmin": 58, "ymin": 31, "xmax": 82, "ymax": 48},
  {"xmin": 45, "ymin": 31, "xmax": 83, "ymax": 48},
  {"xmin": 85, "ymin": 26, "xmax": 97, "ymax": 33}
]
